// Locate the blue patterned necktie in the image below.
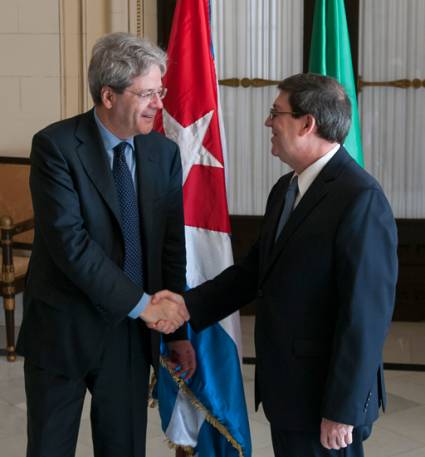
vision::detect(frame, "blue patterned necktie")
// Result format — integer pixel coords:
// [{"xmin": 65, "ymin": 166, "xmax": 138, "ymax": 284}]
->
[
  {"xmin": 112, "ymin": 142, "xmax": 144, "ymax": 287},
  {"xmin": 275, "ymin": 175, "xmax": 299, "ymax": 242}
]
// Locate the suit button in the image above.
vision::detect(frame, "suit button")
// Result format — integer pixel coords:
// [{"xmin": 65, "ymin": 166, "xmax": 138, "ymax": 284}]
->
[{"xmin": 257, "ymin": 289, "xmax": 264, "ymax": 298}]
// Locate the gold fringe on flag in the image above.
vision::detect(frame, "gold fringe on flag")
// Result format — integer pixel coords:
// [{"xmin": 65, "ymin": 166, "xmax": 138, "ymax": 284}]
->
[{"xmin": 154, "ymin": 356, "xmax": 245, "ymax": 457}]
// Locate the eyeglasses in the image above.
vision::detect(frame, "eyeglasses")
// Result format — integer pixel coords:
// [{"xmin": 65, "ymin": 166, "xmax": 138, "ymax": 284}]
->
[
  {"xmin": 124, "ymin": 87, "xmax": 168, "ymax": 102},
  {"xmin": 268, "ymin": 108, "xmax": 301, "ymax": 120}
]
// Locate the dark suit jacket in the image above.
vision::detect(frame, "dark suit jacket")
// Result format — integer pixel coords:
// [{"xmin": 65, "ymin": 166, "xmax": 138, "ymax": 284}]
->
[
  {"xmin": 17, "ymin": 109, "xmax": 186, "ymax": 378},
  {"xmin": 185, "ymin": 147, "xmax": 398, "ymax": 431}
]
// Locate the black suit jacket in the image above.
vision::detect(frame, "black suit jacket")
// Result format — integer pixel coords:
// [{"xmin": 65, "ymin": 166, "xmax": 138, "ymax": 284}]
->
[
  {"xmin": 17, "ymin": 110, "xmax": 186, "ymax": 378},
  {"xmin": 185, "ymin": 147, "xmax": 398, "ymax": 430}
]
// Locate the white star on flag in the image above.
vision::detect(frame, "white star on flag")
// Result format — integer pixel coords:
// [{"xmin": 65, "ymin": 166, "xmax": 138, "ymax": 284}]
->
[{"xmin": 162, "ymin": 108, "xmax": 223, "ymax": 184}]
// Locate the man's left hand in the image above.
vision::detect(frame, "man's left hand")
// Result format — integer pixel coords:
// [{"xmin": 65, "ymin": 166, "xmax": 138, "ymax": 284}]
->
[
  {"xmin": 165, "ymin": 340, "xmax": 197, "ymax": 381},
  {"xmin": 320, "ymin": 417, "xmax": 354, "ymax": 450}
]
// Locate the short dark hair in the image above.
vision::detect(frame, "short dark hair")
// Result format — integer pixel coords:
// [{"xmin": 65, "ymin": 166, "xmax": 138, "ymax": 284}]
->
[{"xmin": 278, "ymin": 73, "xmax": 352, "ymax": 144}]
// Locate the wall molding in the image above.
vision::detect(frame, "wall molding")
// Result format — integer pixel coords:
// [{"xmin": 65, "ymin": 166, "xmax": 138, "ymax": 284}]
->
[
  {"xmin": 219, "ymin": 78, "xmax": 281, "ymax": 88},
  {"xmin": 58, "ymin": 0, "xmax": 112, "ymax": 118},
  {"xmin": 59, "ymin": 0, "xmax": 84, "ymax": 119},
  {"xmin": 137, "ymin": 0, "xmax": 144, "ymax": 36},
  {"xmin": 217, "ymin": 76, "xmax": 425, "ymax": 91},
  {"xmin": 359, "ymin": 76, "xmax": 425, "ymax": 92}
]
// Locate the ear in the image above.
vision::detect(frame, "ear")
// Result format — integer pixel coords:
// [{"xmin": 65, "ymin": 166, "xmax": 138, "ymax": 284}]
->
[
  {"xmin": 100, "ymin": 86, "xmax": 115, "ymax": 109},
  {"xmin": 299, "ymin": 114, "xmax": 316, "ymax": 136}
]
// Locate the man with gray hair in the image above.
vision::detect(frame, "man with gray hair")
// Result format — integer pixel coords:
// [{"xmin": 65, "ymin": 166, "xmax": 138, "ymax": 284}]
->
[
  {"xmin": 153, "ymin": 73, "xmax": 398, "ymax": 457},
  {"xmin": 17, "ymin": 32, "xmax": 193, "ymax": 457}
]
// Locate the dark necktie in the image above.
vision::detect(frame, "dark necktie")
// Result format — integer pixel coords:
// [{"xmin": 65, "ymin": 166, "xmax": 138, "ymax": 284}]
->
[
  {"xmin": 112, "ymin": 142, "xmax": 144, "ymax": 287},
  {"xmin": 274, "ymin": 175, "xmax": 299, "ymax": 242}
]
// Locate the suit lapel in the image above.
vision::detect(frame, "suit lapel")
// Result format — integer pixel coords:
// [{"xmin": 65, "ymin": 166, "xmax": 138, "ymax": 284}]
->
[
  {"xmin": 261, "ymin": 174, "xmax": 292, "ymax": 261},
  {"xmin": 134, "ymin": 133, "xmax": 157, "ymax": 242},
  {"xmin": 260, "ymin": 148, "xmax": 350, "ymax": 284},
  {"xmin": 75, "ymin": 113, "xmax": 158, "ymax": 265},
  {"xmin": 75, "ymin": 110, "xmax": 122, "ymax": 227}
]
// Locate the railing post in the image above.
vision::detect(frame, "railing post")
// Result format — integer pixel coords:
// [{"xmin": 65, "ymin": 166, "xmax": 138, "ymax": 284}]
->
[{"xmin": 0, "ymin": 215, "xmax": 17, "ymax": 361}]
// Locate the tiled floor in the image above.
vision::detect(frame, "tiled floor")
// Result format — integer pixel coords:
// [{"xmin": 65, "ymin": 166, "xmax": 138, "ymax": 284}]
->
[{"xmin": 0, "ymin": 316, "xmax": 424, "ymax": 456}]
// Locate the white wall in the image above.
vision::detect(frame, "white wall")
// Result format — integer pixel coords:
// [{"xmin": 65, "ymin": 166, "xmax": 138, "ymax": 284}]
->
[
  {"xmin": 0, "ymin": 0, "xmax": 61, "ymax": 157},
  {"xmin": 0, "ymin": 0, "xmax": 157, "ymax": 158},
  {"xmin": 359, "ymin": 0, "xmax": 425, "ymax": 218}
]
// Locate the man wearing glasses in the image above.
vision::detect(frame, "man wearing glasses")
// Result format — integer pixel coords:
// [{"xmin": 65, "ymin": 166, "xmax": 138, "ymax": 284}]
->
[
  {"xmin": 17, "ymin": 33, "xmax": 194, "ymax": 457},
  {"xmin": 153, "ymin": 73, "xmax": 398, "ymax": 457}
]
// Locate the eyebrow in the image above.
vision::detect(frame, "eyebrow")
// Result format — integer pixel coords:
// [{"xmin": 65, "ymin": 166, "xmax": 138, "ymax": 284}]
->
[{"xmin": 129, "ymin": 86, "xmax": 163, "ymax": 93}]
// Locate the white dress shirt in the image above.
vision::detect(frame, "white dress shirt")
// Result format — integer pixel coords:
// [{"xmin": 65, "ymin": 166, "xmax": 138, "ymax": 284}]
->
[{"xmin": 293, "ymin": 144, "xmax": 340, "ymax": 208}]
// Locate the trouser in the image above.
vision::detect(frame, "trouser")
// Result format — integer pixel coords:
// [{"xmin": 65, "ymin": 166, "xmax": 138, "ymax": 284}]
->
[
  {"xmin": 271, "ymin": 424, "xmax": 372, "ymax": 457},
  {"xmin": 24, "ymin": 319, "xmax": 151, "ymax": 457}
]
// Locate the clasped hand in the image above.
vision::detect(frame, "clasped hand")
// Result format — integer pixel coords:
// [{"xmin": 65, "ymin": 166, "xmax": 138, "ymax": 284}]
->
[{"xmin": 139, "ymin": 290, "xmax": 189, "ymax": 334}]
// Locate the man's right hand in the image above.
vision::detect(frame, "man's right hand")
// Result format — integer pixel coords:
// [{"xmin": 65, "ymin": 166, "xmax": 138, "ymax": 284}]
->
[
  {"xmin": 139, "ymin": 290, "xmax": 189, "ymax": 334},
  {"xmin": 320, "ymin": 418, "xmax": 353, "ymax": 450}
]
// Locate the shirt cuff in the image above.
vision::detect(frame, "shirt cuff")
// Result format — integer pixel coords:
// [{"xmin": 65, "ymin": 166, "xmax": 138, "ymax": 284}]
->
[{"xmin": 128, "ymin": 293, "xmax": 151, "ymax": 319}]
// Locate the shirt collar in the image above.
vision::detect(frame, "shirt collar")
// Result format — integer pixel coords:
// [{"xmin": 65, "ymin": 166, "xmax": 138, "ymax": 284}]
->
[
  {"xmin": 93, "ymin": 108, "xmax": 135, "ymax": 151},
  {"xmin": 295, "ymin": 144, "xmax": 340, "ymax": 200}
]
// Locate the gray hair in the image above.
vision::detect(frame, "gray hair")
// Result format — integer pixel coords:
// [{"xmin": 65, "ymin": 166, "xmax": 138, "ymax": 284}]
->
[
  {"xmin": 88, "ymin": 32, "xmax": 167, "ymax": 105},
  {"xmin": 278, "ymin": 73, "xmax": 352, "ymax": 144}
]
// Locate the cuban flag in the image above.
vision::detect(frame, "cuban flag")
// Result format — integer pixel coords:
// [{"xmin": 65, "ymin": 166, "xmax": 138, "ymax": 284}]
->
[{"xmin": 154, "ymin": 0, "xmax": 251, "ymax": 456}]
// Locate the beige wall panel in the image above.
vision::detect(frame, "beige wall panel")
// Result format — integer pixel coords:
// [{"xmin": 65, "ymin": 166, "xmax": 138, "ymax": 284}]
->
[
  {"xmin": 142, "ymin": 0, "xmax": 157, "ymax": 42},
  {"xmin": 0, "ymin": 116, "xmax": 58, "ymax": 156},
  {"xmin": 143, "ymin": 12, "xmax": 157, "ymax": 43},
  {"xmin": 83, "ymin": 0, "xmax": 110, "ymax": 109},
  {"xmin": 0, "ymin": 0, "xmax": 60, "ymax": 157},
  {"xmin": 111, "ymin": 11, "xmax": 128, "ymax": 32},
  {"xmin": 0, "ymin": 77, "xmax": 20, "ymax": 115},
  {"xmin": 0, "ymin": 0, "xmax": 154, "ymax": 156},
  {"xmin": 0, "ymin": 0, "xmax": 19, "ymax": 33},
  {"xmin": 61, "ymin": 75, "xmax": 84, "ymax": 116},
  {"xmin": 0, "ymin": 35, "xmax": 60, "ymax": 77},
  {"xmin": 61, "ymin": 35, "xmax": 83, "ymax": 78},
  {"xmin": 85, "ymin": 0, "xmax": 110, "ymax": 49},
  {"xmin": 21, "ymin": 76, "xmax": 60, "ymax": 116},
  {"xmin": 128, "ymin": 0, "xmax": 139, "ymax": 35},
  {"xmin": 18, "ymin": 0, "xmax": 59, "ymax": 33},
  {"xmin": 59, "ymin": 0, "xmax": 83, "ymax": 118},
  {"xmin": 110, "ymin": 0, "xmax": 128, "ymax": 31}
]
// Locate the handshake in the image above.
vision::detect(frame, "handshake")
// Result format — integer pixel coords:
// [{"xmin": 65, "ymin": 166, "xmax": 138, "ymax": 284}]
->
[{"xmin": 139, "ymin": 290, "xmax": 190, "ymax": 334}]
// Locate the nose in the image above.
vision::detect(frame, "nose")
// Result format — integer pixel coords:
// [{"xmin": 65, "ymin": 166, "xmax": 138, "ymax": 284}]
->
[
  {"xmin": 150, "ymin": 93, "xmax": 164, "ymax": 109},
  {"xmin": 265, "ymin": 115, "xmax": 272, "ymax": 127}
]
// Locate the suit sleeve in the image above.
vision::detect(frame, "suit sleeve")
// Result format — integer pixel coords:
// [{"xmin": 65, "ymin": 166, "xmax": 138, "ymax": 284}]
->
[
  {"xmin": 161, "ymin": 145, "xmax": 187, "ymax": 341},
  {"xmin": 161, "ymin": 145, "xmax": 186, "ymax": 293},
  {"xmin": 321, "ymin": 188, "xmax": 398, "ymax": 426},
  {"xmin": 30, "ymin": 132, "xmax": 143, "ymax": 325},
  {"xmin": 184, "ymin": 179, "xmax": 281, "ymax": 332},
  {"xmin": 185, "ymin": 239, "xmax": 260, "ymax": 332}
]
